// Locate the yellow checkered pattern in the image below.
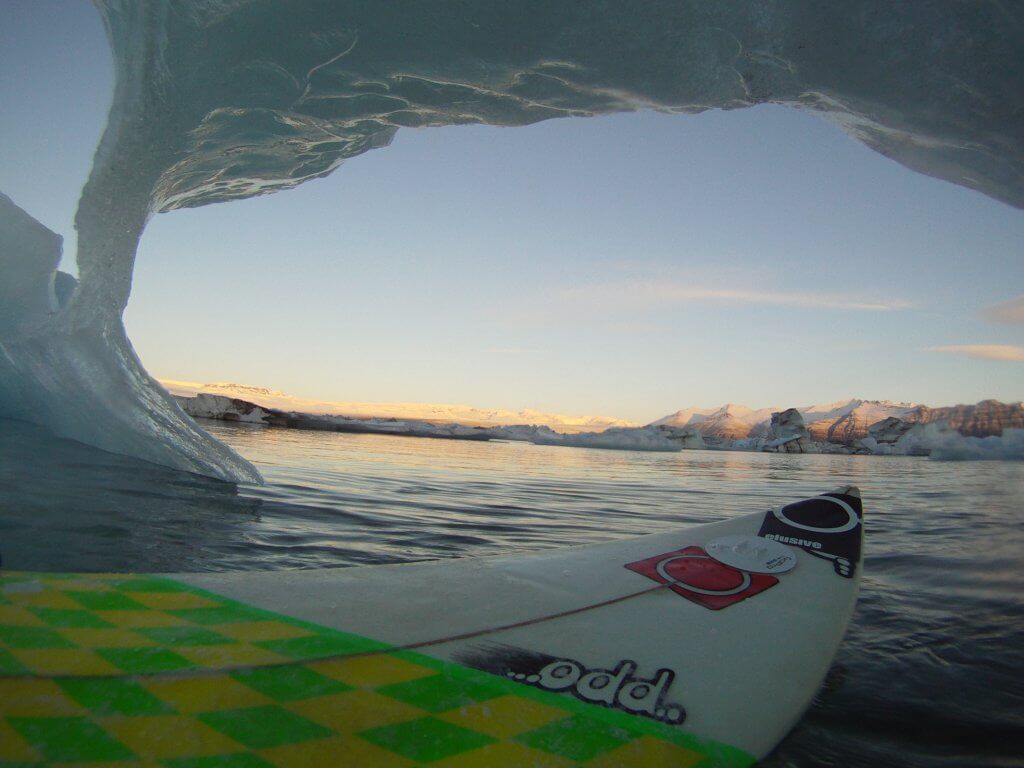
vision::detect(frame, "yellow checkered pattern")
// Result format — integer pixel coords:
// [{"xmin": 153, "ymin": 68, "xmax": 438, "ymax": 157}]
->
[{"xmin": 0, "ymin": 573, "xmax": 749, "ymax": 767}]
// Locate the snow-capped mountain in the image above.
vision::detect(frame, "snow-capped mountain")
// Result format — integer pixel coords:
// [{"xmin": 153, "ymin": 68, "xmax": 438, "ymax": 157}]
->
[
  {"xmin": 803, "ymin": 400, "xmax": 919, "ymax": 443},
  {"xmin": 654, "ymin": 404, "xmax": 777, "ymax": 440},
  {"xmin": 165, "ymin": 380, "xmax": 1021, "ymax": 447},
  {"xmin": 653, "ymin": 399, "xmax": 921, "ymax": 444},
  {"xmin": 160, "ymin": 380, "xmax": 634, "ymax": 433}
]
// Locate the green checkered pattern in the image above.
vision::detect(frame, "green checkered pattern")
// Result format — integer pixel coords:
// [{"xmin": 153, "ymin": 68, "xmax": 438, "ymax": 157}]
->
[{"xmin": 0, "ymin": 572, "xmax": 752, "ymax": 767}]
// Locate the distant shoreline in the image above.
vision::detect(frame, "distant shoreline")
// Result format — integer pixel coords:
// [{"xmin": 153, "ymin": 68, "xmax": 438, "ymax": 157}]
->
[{"xmin": 174, "ymin": 391, "xmax": 1024, "ymax": 461}]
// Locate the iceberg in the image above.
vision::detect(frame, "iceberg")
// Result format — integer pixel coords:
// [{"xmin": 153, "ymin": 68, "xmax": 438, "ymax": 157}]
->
[
  {"xmin": 762, "ymin": 408, "xmax": 811, "ymax": 453},
  {"xmin": 848, "ymin": 418, "xmax": 1024, "ymax": 460},
  {"xmin": 889, "ymin": 422, "xmax": 1024, "ymax": 461},
  {"xmin": 174, "ymin": 394, "xmax": 274, "ymax": 425},
  {"xmin": 3, "ymin": 1, "xmax": 1023, "ymax": 479},
  {"xmin": 525, "ymin": 425, "xmax": 705, "ymax": 452}
]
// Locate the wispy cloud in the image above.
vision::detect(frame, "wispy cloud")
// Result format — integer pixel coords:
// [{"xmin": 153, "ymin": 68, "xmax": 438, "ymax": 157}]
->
[
  {"xmin": 983, "ymin": 295, "xmax": 1024, "ymax": 325},
  {"xmin": 557, "ymin": 280, "xmax": 913, "ymax": 312},
  {"xmin": 926, "ymin": 344, "xmax": 1024, "ymax": 362}
]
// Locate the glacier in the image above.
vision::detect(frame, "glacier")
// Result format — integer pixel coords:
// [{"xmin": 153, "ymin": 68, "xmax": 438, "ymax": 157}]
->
[{"xmin": 2, "ymin": 1, "xmax": 1023, "ymax": 480}]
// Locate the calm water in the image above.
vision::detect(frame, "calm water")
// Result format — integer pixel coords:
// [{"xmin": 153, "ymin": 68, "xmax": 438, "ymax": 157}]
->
[{"xmin": 1, "ymin": 417, "xmax": 1022, "ymax": 766}]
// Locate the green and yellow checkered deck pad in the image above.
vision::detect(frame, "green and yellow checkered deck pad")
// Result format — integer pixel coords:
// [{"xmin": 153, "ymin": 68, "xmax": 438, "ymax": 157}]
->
[{"xmin": 0, "ymin": 572, "xmax": 751, "ymax": 767}]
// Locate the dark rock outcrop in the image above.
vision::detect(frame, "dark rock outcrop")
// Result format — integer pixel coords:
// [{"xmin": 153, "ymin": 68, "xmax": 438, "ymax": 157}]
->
[{"xmin": 907, "ymin": 400, "xmax": 1024, "ymax": 437}]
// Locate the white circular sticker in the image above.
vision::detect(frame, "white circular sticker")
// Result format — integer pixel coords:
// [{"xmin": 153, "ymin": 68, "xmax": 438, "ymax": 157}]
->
[{"xmin": 706, "ymin": 535, "xmax": 798, "ymax": 574}]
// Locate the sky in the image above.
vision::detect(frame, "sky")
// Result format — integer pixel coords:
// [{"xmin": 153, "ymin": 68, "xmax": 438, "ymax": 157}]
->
[{"xmin": 2, "ymin": 2, "xmax": 1023, "ymax": 424}]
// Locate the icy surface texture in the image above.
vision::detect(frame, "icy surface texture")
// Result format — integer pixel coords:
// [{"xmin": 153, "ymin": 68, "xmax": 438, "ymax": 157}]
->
[
  {"xmin": 5, "ymin": 1, "xmax": 1024, "ymax": 480},
  {"xmin": 0, "ymin": 194, "xmax": 262, "ymax": 483},
  {"xmin": 0, "ymin": 193, "xmax": 66, "ymax": 335},
  {"xmin": 91, "ymin": 0, "xmax": 1024, "ymax": 221}
]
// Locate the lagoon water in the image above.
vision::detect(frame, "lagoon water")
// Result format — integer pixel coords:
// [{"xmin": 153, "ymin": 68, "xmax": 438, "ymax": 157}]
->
[{"xmin": 1, "ymin": 417, "xmax": 1022, "ymax": 766}]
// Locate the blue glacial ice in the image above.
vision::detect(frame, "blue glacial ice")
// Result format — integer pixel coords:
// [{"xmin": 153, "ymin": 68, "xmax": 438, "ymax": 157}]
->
[{"xmin": 2, "ymin": 1, "xmax": 1023, "ymax": 480}]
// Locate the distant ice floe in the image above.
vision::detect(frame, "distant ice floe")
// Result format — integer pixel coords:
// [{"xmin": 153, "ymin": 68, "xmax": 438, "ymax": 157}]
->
[
  {"xmin": 516, "ymin": 425, "xmax": 706, "ymax": 452},
  {"xmin": 2, "ymin": 1, "xmax": 1023, "ymax": 479},
  {"xmin": 858, "ymin": 422, "xmax": 1024, "ymax": 461},
  {"xmin": 174, "ymin": 394, "xmax": 273, "ymax": 425}
]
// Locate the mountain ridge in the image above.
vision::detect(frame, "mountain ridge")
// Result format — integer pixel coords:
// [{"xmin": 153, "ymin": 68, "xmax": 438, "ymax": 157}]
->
[
  {"xmin": 160, "ymin": 379, "xmax": 634, "ymax": 433},
  {"xmin": 161, "ymin": 380, "xmax": 1020, "ymax": 443},
  {"xmin": 652, "ymin": 399, "xmax": 1022, "ymax": 444}
]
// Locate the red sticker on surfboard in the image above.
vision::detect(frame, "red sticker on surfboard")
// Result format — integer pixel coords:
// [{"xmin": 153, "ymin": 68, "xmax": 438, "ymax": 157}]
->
[{"xmin": 625, "ymin": 546, "xmax": 778, "ymax": 610}]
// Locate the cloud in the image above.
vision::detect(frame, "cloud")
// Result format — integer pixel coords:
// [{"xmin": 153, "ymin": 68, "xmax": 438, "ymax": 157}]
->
[
  {"xmin": 983, "ymin": 295, "xmax": 1024, "ymax": 325},
  {"xmin": 926, "ymin": 344, "xmax": 1024, "ymax": 362},
  {"xmin": 558, "ymin": 280, "xmax": 913, "ymax": 312}
]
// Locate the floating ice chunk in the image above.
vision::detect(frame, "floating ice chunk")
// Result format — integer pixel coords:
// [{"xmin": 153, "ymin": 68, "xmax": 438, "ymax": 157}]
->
[
  {"xmin": 526, "ymin": 425, "xmax": 704, "ymax": 452},
  {"xmin": 769, "ymin": 408, "xmax": 808, "ymax": 440},
  {"xmin": 930, "ymin": 429, "xmax": 1024, "ymax": 461},
  {"xmin": 763, "ymin": 408, "xmax": 813, "ymax": 453},
  {"xmin": 727, "ymin": 437, "xmax": 766, "ymax": 452},
  {"xmin": 893, "ymin": 422, "xmax": 1024, "ymax": 461},
  {"xmin": 866, "ymin": 417, "xmax": 917, "ymax": 446},
  {"xmin": 175, "ymin": 394, "xmax": 273, "ymax": 425},
  {"xmin": 762, "ymin": 436, "xmax": 814, "ymax": 453}
]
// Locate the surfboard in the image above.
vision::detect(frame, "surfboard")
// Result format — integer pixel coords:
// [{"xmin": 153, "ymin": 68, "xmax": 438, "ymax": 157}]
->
[{"xmin": 0, "ymin": 486, "xmax": 863, "ymax": 767}]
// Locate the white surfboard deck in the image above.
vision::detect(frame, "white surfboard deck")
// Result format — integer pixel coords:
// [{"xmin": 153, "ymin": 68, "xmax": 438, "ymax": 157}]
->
[{"xmin": 172, "ymin": 486, "xmax": 865, "ymax": 762}]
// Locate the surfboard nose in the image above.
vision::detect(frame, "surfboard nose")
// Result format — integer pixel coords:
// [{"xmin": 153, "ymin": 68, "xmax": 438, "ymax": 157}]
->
[
  {"xmin": 757, "ymin": 487, "xmax": 864, "ymax": 579},
  {"xmin": 775, "ymin": 489, "xmax": 862, "ymax": 530},
  {"xmin": 830, "ymin": 485, "xmax": 861, "ymax": 499}
]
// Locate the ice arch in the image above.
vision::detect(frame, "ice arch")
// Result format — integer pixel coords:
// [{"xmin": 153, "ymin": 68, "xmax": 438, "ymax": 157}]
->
[{"xmin": 2, "ymin": 1, "xmax": 1022, "ymax": 481}]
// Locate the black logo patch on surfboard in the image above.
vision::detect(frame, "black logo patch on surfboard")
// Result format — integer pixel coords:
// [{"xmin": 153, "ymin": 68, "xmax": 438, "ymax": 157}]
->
[
  {"xmin": 456, "ymin": 644, "xmax": 686, "ymax": 725},
  {"xmin": 758, "ymin": 492, "xmax": 862, "ymax": 578}
]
